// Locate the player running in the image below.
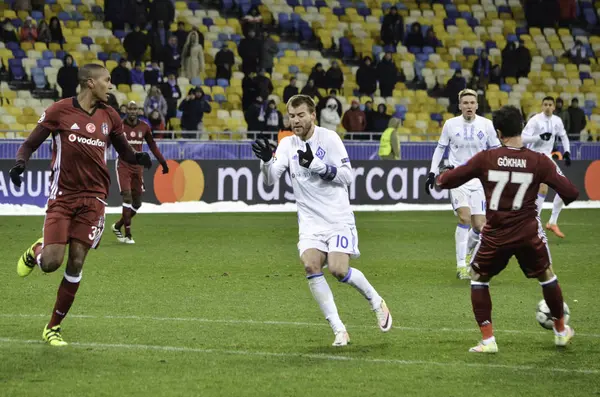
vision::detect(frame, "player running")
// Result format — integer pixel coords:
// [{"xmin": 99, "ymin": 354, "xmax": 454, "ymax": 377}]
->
[
  {"xmin": 522, "ymin": 96, "xmax": 571, "ymax": 238},
  {"xmin": 436, "ymin": 105, "xmax": 578, "ymax": 353},
  {"xmin": 9, "ymin": 64, "xmax": 152, "ymax": 346},
  {"xmin": 111, "ymin": 101, "xmax": 169, "ymax": 244},
  {"xmin": 251, "ymin": 94, "xmax": 392, "ymax": 347},
  {"xmin": 425, "ymin": 89, "xmax": 501, "ymax": 280}
]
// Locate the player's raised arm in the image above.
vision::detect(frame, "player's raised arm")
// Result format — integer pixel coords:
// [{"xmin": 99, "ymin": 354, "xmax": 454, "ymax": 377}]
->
[
  {"xmin": 301, "ymin": 132, "xmax": 353, "ymax": 186},
  {"xmin": 144, "ymin": 128, "xmax": 169, "ymax": 174},
  {"xmin": 10, "ymin": 108, "xmax": 57, "ymax": 187},
  {"xmin": 253, "ymin": 134, "xmax": 288, "ymax": 186},
  {"xmin": 436, "ymin": 153, "xmax": 483, "ymax": 190},
  {"xmin": 539, "ymin": 155, "xmax": 579, "ymax": 205}
]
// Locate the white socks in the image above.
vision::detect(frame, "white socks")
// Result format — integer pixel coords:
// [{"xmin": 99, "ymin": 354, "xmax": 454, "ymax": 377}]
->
[
  {"xmin": 549, "ymin": 195, "xmax": 564, "ymax": 225},
  {"xmin": 467, "ymin": 228, "xmax": 480, "ymax": 254},
  {"xmin": 536, "ymin": 193, "xmax": 546, "ymax": 216},
  {"xmin": 456, "ymin": 224, "xmax": 470, "ymax": 268},
  {"xmin": 341, "ymin": 267, "xmax": 382, "ymax": 310},
  {"xmin": 307, "ymin": 274, "xmax": 346, "ymax": 334}
]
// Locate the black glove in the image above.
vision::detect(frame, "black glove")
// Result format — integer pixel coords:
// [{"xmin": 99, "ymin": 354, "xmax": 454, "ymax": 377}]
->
[
  {"xmin": 424, "ymin": 172, "xmax": 435, "ymax": 196},
  {"xmin": 297, "ymin": 143, "xmax": 314, "ymax": 168},
  {"xmin": 9, "ymin": 164, "xmax": 25, "ymax": 187},
  {"xmin": 563, "ymin": 151, "xmax": 571, "ymax": 167},
  {"xmin": 251, "ymin": 135, "xmax": 272, "ymax": 162},
  {"xmin": 135, "ymin": 152, "xmax": 152, "ymax": 169},
  {"xmin": 161, "ymin": 163, "xmax": 169, "ymax": 174},
  {"xmin": 540, "ymin": 132, "xmax": 552, "ymax": 141}
]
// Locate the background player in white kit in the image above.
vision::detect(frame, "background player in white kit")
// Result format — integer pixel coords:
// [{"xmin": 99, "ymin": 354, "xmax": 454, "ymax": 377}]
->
[
  {"xmin": 251, "ymin": 95, "xmax": 392, "ymax": 347},
  {"xmin": 522, "ymin": 96, "xmax": 571, "ymax": 238},
  {"xmin": 424, "ymin": 89, "xmax": 501, "ymax": 280}
]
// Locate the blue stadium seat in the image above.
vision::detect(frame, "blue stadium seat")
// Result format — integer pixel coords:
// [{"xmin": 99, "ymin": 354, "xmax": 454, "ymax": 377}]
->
[
  {"xmin": 500, "ymin": 84, "xmax": 512, "ymax": 92},
  {"xmin": 58, "ymin": 11, "xmax": 71, "ymax": 21},
  {"xmin": 205, "ymin": 78, "xmax": 216, "ymax": 87},
  {"xmin": 430, "ymin": 113, "xmax": 443, "ymax": 122},
  {"xmin": 213, "ymin": 94, "xmax": 226, "ymax": 103},
  {"xmin": 37, "ymin": 59, "xmax": 51, "ymax": 68},
  {"xmin": 81, "ymin": 36, "xmax": 94, "ymax": 46},
  {"xmin": 190, "ymin": 77, "xmax": 203, "ymax": 87},
  {"xmin": 31, "ymin": 11, "xmax": 44, "ymax": 21},
  {"xmin": 217, "ymin": 78, "xmax": 229, "ymax": 87},
  {"xmin": 289, "ymin": 65, "xmax": 300, "ymax": 74},
  {"xmin": 12, "ymin": 49, "xmax": 26, "ymax": 59},
  {"xmin": 42, "ymin": 50, "xmax": 54, "ymax": 60},
  {"xmin": 202, "ymin": 18, "xmax": 214, "ymax": 27},
  {"xmin": 221, "ymin": 0, "xmax": 234, "ymax": 10},
  {"xmin": 6, "ymin": 42, "xmax": 20, "ymax": 51},
  {"xmin": 10, "ymin": 65, "xmax": 26, "ymax": 80},
  {"xmin": 97, "ymin": 52, "xmax": 109, "ymax": 62}
]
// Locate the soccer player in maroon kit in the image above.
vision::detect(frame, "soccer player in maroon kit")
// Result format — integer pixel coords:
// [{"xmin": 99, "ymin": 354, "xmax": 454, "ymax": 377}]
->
[
  {"xmin": 8, "ymin": 64, "xmax": 152, "ymax": 346},
  {"xmin": 436, "ymin": 105, "xmax": 579, "ymax": 353},
  {"xmin": 111, "ymin": 101, "xmax": 168, "ymax": 244}
]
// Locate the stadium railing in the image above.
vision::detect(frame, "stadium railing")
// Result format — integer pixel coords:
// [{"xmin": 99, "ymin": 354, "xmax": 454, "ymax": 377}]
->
[{"xmin": 0, "ymin": 138, "xmax": 598, "ymax": 160}]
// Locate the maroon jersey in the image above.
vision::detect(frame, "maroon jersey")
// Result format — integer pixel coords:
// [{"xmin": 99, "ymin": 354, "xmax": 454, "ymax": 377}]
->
[
  {"xmin": 437, "ymin": 146, "xmax": 579, "ymax": 243},
  {"xmin": 121, "ymin": 119, "xmax": 166, "ymax": 170},
  {"xmin": 16, "ymin": 97, "xmax": 138, "ymax": 200}
]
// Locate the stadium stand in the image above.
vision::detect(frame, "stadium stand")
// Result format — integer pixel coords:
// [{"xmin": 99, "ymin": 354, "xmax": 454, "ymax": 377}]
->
[{"xmin": 0, "ymin": 0, "xmax": 599, "ymax": 142}]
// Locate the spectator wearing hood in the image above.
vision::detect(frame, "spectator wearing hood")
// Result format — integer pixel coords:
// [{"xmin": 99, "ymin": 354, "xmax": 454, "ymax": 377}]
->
[
  {"xmin": 264, "ymin": 99, "xmax": 283, "ymax": 133},
  {"xmin": 356, "ymin": 56, "xmax": 377, "ymax": 96},
  {"xmin": 515, "ymin": 40, "xmax": 531, "ymax": 78},
  {"xmin": 501, "ymin": 42, "xmax": 518, "ymax": 79},
  {"xmin": 445, "ymin": 69, "xmax": 466, "ymax": 114},
  {"xmin": 215, "ymin": 43, "xmax": 234, "ymax": 81},
  {"xmin": 319, "ymin": 97, "xmax": 341, "ymax": 131},
  {"xmin": 178, "ymin": 87, "xmax": 211, "ymax": 136},
  {"xmin": 181, "ymin": 30, "xmax": 205, "ymax": 80},
  {"xmin": 405, "ymin": 22, "xmax": 424, "ymax": 49},
  {"xmin": 371, "ymin": 104, "xmax": 391, "ymax": 132},
  {"xmin": 57, "ymin": 54, "xmax": 78, "ymax": 98},
  {"xmin": 379, "ymin": 117, "xmax": 401, "ymax": 160},
  {"xmin": 48, "ymin": 17, "xmax": 64, "ymax": 44},
  {"xmin": 325, "ymin": 61, "xmax": 344, "ymax": 90},
  {"xmin": 316, "ymin": 89, "xmax": 342, "ymax": 121},
  {"xmin": 144, "ymin": 61, "xmax": 162, "ymax": 85},
  {"xmin": 130, "ymin": 62, "xmax": 145, "ymax": 85},
  {"xmin": 380, "ymin": 6, "xmax": 403, "ymax": 46},
  {"xmin": 111, "ymin": 58, "xmax": 132, "ymax": 86},
  {"xmin": 377, "ymin": 52, "xmax": 398, "ymax": 97},
  {"xmin": 342, "ymin": 100, "xmax": 367, "ymax": 134},
  {"xmin": 309, "ymin": 63, "xmax": 327, "ymax": 90}
]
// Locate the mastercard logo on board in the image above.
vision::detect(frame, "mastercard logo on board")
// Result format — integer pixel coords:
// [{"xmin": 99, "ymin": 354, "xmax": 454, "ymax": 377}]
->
[{"xmin": 153, "ymin": 160, "xmax": 205, "ymax": 203}]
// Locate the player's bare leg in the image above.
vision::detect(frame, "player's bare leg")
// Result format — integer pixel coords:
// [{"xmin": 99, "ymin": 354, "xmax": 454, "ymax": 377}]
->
[
  {"xmin": 18, "ymin": 240, "xmax": 65, "ymax": 277},
  {"xmin": 113, "ymin": 190, "xmax": 135, "ymax": 244},
  {"xmin": 43, "ymin": 240, "xmax": 89, "ymax": 347},
  {"xmin": 468, "ymin": 270, "xmax": 498, "ymax": 353},
  {"xmin": 455, "ymin": 207, "xmax": 472, "ymax": 280},
  {"xmin": 329, "ymin": 252, "xmax": 392, "ymax": 332},
  {"xmin": 538, "ymin": 267, "xmax": 574, "ymax": 346},
  {"xmin": 302, "ymin": 249, "xmax": 349, "ymax": 346},
  {"xmin": 546, "ymin": 195, "xmax": 565, "ymax": 238}
]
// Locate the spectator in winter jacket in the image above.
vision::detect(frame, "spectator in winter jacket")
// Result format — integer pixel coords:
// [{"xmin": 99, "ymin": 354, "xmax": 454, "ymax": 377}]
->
[
  {"xmin": 325, "ymin": 61, "xmax": 344, "ymax": 90},
  {"xmin": 554, "ymin": 98, "xmax": 571, "ymax": 134},
  {"xmin": 215, "ymin": 43, "xmax": 234, "ymax": 81},
  {"xmin": 111, "ymin": 58, "xmax": 132, "ymax": 86},
  {"xmin": 283, "ymin": 77, "xmax": 299, "ymax": 104},
  {"xmin": 57, "ymin": 54, "xmax": 78, "ymax": 98},
  {"xmin": 172, "ymin": 21, "xmax": 189, "ymax": 53},
  {"xmin": 319, "ymin": 97, "xmax": 341, "ymax": 132},
  {"xmin": 377, "ymin": 52, "xmax": 398, "ymax": 97},
  {"xmin": 264, "ymin": 100, "xmax": 284, "ymax": 133},
  {"xmin": 20, "ymin": 17, "xmax": 37, "ymax": 43},
  {"xmin": 36, "ymin": 21, "xmax": 51, "ymax": 44},
  {"xmin": 424, "ymin": 29, "xmax": 441, "ymax": 48},
  {"xmin": 356, "ymin": 56, "xmax": 377, "ymax": 96},
  {"xmin": 259, "ymin": 31, "xmax": 279, "ymax": 75},
  {"xmin": 255, "ymin": 70, "xmax": 274, "ymax": 102},
  {"xmin": 471, "ymin": 50, "xmax": 491, "ymax": 82},
  {"xmin": 181, "ymin": 30, "xmax": 205, "ymax": 80},
  {"xmin": 125, "ymin": 0, "xmax": 149, "ymax": 31},
  {"xmin": 130, "ymin": 62, "xmax": 145, "ymax": 85},
  {"xmin": 162, "ymin": 36, "xmax": 181, "ymax": 77},
  {"xmin": 515, "ymin": 39, "xmax": 531, "ymax": 78},
  {"xmin": 405, "ymin": 22, "xmax": 424, "ymax": 49},
  {"xmin": 342, "ymin": 100, "xmax": 367, "ymax": 133},
  {"xmin": 242, "ymin": 71, "xmax": 260, "ymax": 110},
  {"xmin": 501, "ymin": 42, "xmax": 518, "ymax": 79},
  {"xmin": 144, "ymin": 86, "xmax": 168, "ymax": 121},
  {"xmin": 316, "ymin": 89, "xmax": 342, "ymax": 121},
  {"xmin": 178, "ymin": 87, "xmax": 212, "ymax": 136},
  {"xmin": 309, "ymin": 63, "xmax": 327, "ymax": 89},
  {"xmin": 149, "ymin": 0, "xmax": 174, "ymax": 27},
  {"xmin": 364, "ymin": 100, "xmax": 375, "ymax": 131},
  {"xmin": 445, "ymin": 70, "xmax": 467, "ymax": 114},
  {"xmin": 0, "ymin": 19, "xmax": 18, "ymax": 43},
  {"xmin": 144, "ymin": 61, "xmax": 162, "ymax": 85},
  {"xmin": 48, "ymin": 17, "xmax": 64, "ymax": 44},
  {"xmin": 567, "ymin": 98, "xmax": 587, "ymax": 140},
  {"xmin": 160, "ymin": 73, "xmax": 182, "ymax": 120},
  {"xmin": 380, "ymin": 6, "xmax": 403, "ymax": 46},
  {"xmin": 300, "ymin": 79, "xmax": 322, "ymax": 101},
  {"xmin": 245, "ymin": 96, "xmax": 266, "ymax": 132},
  {"xmin": 371, "ymin": 104, "xmax": 391, "ymax": 132},
  {"xmin": 124, "ymin": 24, "xmax": 148, "ymax": 63},
  {"xmin": 238, "ymin": 30, "xmax": 261, "ymax": 75}
]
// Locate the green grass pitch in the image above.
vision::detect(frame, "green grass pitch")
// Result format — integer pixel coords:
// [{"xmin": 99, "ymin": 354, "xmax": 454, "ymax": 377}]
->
[{"xmin": 1, "ymin": 209, "xmax": 599, "ymax": 396}]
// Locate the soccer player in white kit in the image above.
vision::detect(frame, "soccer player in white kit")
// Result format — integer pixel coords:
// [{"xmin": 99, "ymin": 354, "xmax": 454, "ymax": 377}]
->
[
  {"xmin": 522, "ymin": 96, "xmax": 571, "ymax": 238},
  {"xmin": 424, "ymin": 89, "xmax": 501, "ymax": 280},
  {"xmin": 251, "ymin": 95, "xmax": 392, "ymax": 347}
]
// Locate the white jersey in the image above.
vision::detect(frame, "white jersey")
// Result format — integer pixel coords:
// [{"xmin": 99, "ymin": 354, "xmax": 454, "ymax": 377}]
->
[
  {"xmin": 433, "ymin": 115, "xmax": 501, "ymax": 189},
  {"xmin": 522, "ymin": 112, "xmax": 570, "ymax": 156},
  {"xmin": 260, "ymin": 126, "xmax": 355, "ymax": 235}
]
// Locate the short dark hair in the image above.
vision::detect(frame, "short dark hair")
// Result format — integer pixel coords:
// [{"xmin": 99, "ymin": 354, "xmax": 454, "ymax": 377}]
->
[
  {"xmin": 542, "ymin": 96, "xmax": 555, "ymax": 103},
  {"xmin": 78, "ymin": 63, "xmax": 107, "ymax": 88},
  {"xmin": 287, "ymin": 94, "xmax": 316, "ymax": 113},
  {"xmin": 492, "ymin": 105, "xmax": 523, "ymax": 138}
]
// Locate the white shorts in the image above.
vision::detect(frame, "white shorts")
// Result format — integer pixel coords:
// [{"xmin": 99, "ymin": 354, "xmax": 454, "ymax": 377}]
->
[
  {"xmin": 450, "ymin": 185, "xmax": 486, "ymax": 216},
  {"xmin": 297, "ymin": 225, "xmax": 360, "ymax": 258}
]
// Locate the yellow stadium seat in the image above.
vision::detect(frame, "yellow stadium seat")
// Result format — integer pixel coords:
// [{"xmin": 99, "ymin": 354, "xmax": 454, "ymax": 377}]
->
[
  {"xmin": 169, "ymin": 118, "xmax": 181, "ymax": 131},
  {"xmin": 118, "ymin": 84, "xmax": 131, "ymax": 93}
]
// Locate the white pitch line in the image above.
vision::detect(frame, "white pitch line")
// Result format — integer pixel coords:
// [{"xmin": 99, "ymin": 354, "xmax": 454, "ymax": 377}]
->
[
  {"xmin": 0, "ymin": 337, "xmax": 597, "ymax": 375},
  {"xmin": 2, "ymin": 313, "xmax": 600, "ymax": 338}
]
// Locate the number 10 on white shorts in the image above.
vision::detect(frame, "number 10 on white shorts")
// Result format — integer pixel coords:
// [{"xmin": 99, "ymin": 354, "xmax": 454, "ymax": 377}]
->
[
  {"xmin": 298, "ymin": 226, "xmax": 361, "ymax": 258},
  {"xmin": 450, "ymin": 186, "xmax": 486, "ymax": 215}
]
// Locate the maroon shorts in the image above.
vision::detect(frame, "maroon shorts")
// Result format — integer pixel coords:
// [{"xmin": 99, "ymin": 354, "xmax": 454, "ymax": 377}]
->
[
  {"xmin": 470, "ymin": 228, "xmax": 552, "ymax": 278},
  {"xmin": 43, "ymin": 196, "xmax": 106, "ymax": 249},
  {"xmin": 116, "ymin": 160, "xmax": 143, "ymax": 195}
]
